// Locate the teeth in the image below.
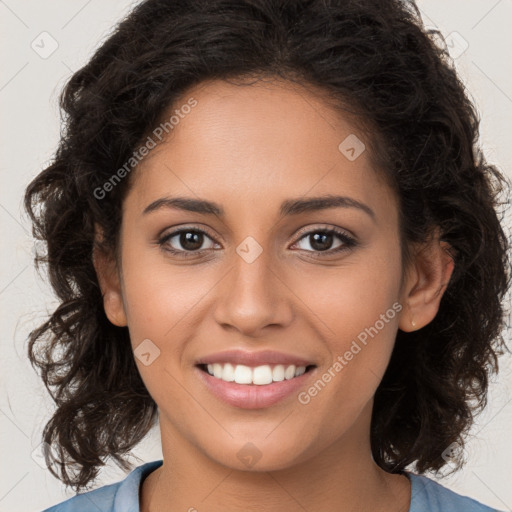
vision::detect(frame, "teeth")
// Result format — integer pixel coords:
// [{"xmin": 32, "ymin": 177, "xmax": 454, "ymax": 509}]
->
[
  {"xmin": 221, "ymin": 362, "xmax": 235, "ymax": 381},
  {"xmin": 204, "ymin": 363, "xmax": 308, "ymax": 385},
  {"xmin": 213, "ymin": 363, "xmax": 223, "ymax": 379},
  {"xmin": 272, "ymin": 364, "xmax": 285, "ymax": 382},
  {"xmin": 295, "ymin": 366, "xmax": 306, "ymax": 377},
  {"xmin": 284, "ymin": 365, "xmax": 296, "ymax": 380},
  {"xmin": 234, "ymin": 364, "xmax": 253, "ymax": 384}
]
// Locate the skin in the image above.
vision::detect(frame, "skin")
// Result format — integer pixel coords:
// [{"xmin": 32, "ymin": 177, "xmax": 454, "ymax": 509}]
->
[{"xmin": 93, "ymin": 77, "xmax": 454, "ymax": 512}]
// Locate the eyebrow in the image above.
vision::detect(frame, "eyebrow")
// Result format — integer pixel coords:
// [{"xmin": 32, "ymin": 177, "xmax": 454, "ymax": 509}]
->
[{"xmin": 142, "ymin": 194, "xmax": 376, "ymax": 221}]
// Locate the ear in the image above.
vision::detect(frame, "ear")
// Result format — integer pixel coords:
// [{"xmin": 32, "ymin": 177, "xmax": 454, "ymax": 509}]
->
[
  {"xmin": 398, "ymin": 227, "xmax": 455, "ymax": 332},
  {"xmin": 92, "ymin": 223, "xmax": 127, "ymax": 327}
]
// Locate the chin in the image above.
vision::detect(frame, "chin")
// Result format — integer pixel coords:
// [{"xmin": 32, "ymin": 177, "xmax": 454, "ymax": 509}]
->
[{"xmin": 201, "ymin": 434, "xmax": 314, "ymax": 473}]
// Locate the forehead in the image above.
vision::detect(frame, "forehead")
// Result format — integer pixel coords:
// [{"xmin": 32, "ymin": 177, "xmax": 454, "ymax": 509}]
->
[{"xmin": 125, "ymin": 78, "xmax": 397, "ymax": 225}]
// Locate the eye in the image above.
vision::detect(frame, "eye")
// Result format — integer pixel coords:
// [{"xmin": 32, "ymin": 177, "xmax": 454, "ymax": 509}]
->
[
  {"xmin": 292, "ymin": 227, "xmax": 357, "ymax": 256},
  {"xmin": 158, "ymin": 227, "xmax": 219, "ymax": 257},
  {"xmin": 157, "ymin": 225, "xmax": 357, "ymax": 259}
]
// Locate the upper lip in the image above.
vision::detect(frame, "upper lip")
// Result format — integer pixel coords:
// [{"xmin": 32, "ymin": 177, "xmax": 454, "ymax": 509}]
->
[{"xmin": 195, "ymin": 349, "xmax": 316, "ymax": 368}]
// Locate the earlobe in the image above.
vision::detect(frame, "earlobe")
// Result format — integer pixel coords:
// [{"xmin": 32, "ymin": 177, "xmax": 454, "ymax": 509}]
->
[
  {"xmin": 92, "ymin": 225, "xmax": 127, "ymax": 327},
  {"xmin": 102, "ymin": 289, "xmax": 128, "ymax": 327},
  {"xmin": 399, "ymin": 230, "xmax": 455, "ymax": 332}
]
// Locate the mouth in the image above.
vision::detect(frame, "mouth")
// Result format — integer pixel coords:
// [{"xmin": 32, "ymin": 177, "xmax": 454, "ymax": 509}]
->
[
  {"xmin": 194, "ymin": 362, "xmax": 318, "ymax": 409},
  {"xmin": 196, "ymin": 363, "xmax": 317, "ymax": 385}
]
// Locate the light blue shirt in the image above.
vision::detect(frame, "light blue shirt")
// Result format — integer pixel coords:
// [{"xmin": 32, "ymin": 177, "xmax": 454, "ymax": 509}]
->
[{"xmin": 41, "ymin": 459, "xmax": 505, "ymax": 512}]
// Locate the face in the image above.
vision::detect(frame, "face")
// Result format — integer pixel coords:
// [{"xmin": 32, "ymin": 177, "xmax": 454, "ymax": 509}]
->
[{"xmin": 95, "ymin": 78, "xmax": 448, "ymax": 472}]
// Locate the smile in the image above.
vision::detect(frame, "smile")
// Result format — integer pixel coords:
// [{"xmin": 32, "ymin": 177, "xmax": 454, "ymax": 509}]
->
[
  {"xmin": 195, "ymin": 363, "xmax": 317, "ymax": 409},
  {"xmin": 200, "ymin": 363, "xmax": 315, "ymax": 385}
]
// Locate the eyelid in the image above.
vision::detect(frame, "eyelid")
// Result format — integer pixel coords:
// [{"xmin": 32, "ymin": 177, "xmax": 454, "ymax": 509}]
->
[
  {"xmin": 158, "ymin": 223, "xmax": 357, "ymax": 257},
  {"xmin": 159, "ymin": 223, "xmax": 355, "ymax": 246},
  {"xmin": 293, "ymin": 223, "xmax": 356, "ymax": 242},
  {"xmin": 158, "ymin": 224, "xmax": 220, "ymax": 243},
  {"xmin": 290, "ymin": 225, "xmax": 357, "ymax": 256}
]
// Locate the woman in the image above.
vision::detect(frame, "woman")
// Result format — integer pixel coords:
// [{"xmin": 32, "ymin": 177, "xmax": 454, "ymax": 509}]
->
[{"xmin": 25, "ymin": 0, "xmax": 510, "ymax": 510}]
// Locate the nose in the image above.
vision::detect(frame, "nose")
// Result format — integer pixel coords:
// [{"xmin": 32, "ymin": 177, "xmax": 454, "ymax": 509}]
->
[{"xmin": 212, "ymin": 244, "xmax": 294, "ymax": 337}]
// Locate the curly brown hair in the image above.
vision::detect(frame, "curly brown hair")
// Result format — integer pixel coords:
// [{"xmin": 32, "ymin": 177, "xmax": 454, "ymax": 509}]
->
[{"xmin": 24, "ymin": 0, "xmax": 511, "ymax": 493}]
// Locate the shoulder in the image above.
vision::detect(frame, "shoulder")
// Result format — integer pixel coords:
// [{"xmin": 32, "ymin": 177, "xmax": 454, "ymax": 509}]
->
[
  {"xmin": 41, "ymin": 460, "xmax": 164, "ymax": 512},
  {"xmin": 407, "ymin": 472, "xmax": 506, "ymax": 512}
]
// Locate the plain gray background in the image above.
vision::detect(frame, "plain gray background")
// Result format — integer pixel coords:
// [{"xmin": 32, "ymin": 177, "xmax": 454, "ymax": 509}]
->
[{"xmin": 1, "ymin": 1, "xmax": 511, "ymax": 511}]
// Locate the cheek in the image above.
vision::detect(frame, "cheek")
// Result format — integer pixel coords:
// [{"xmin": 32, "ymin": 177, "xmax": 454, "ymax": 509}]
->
[
  {"xmin": 118, "ymin": 247, "xmax": 202, "ymax": 402},
  {"xmin": 119, "ymin": 240, "xmax": 208, "ymax": 338},
  {"xmin": 291, "ymin": 251, "xmax": 401, "ymax": 343},
  {"xmin": 292, "ymin": 249, "xmax": 402, "ymax": 394}
]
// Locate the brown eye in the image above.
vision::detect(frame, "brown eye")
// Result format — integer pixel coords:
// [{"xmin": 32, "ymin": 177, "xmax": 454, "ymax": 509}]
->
[
  {"xmin": 304, "ymin": 232, "xmax": 335, "ymax": 251},
  {"xmin": 158, "ymin": 228, "xmax": 218, "ymax": 256},
  {"xmin": 293, "ymin": 228, "xmax": 357, "ymax": 255},
  {"xmin": 176, "ymin": 231, "xmax": 204, "ymax": 251}
]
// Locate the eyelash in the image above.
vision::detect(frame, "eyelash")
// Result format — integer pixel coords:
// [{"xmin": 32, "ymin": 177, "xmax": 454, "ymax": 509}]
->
[{"xmin": 157, "ymin": 226, "xmax": 357, "ymax": 259}]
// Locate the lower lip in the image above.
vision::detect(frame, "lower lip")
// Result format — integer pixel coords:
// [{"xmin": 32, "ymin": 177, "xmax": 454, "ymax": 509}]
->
[{"xmin": 195, "ymin": 366, "xmax": 316, "ymax": 409}]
